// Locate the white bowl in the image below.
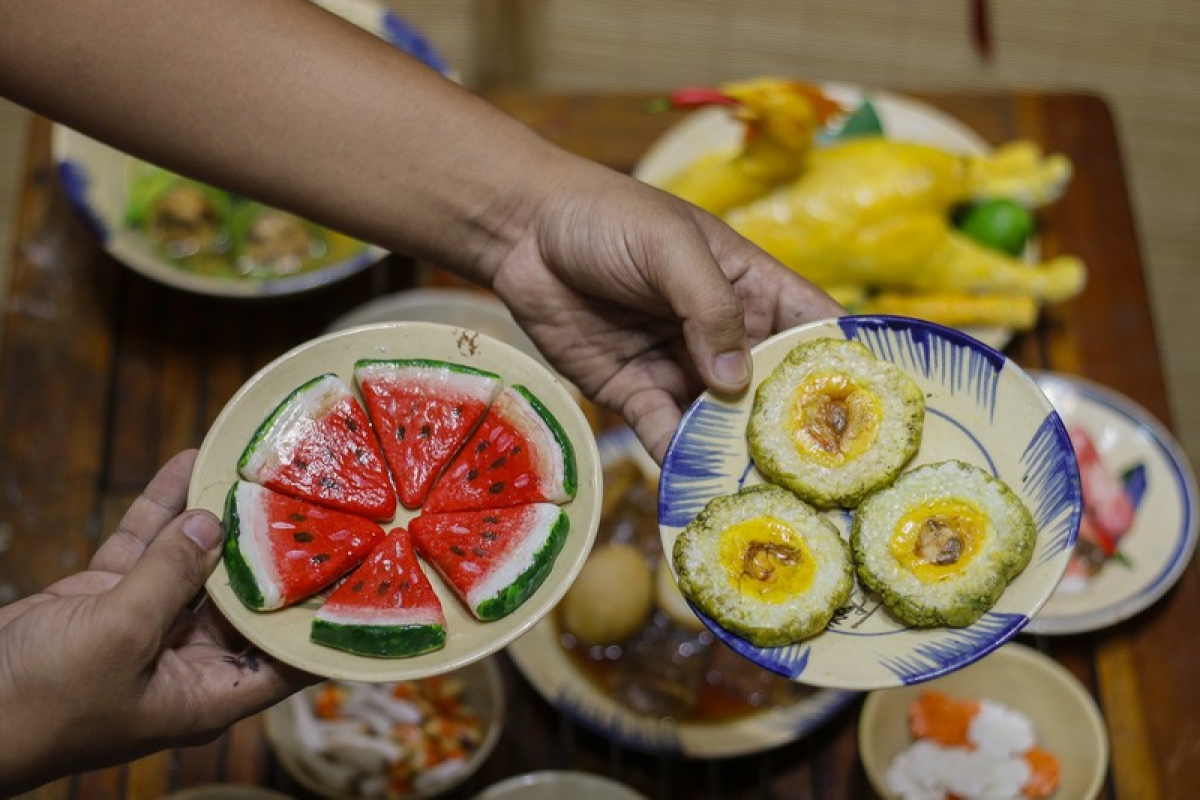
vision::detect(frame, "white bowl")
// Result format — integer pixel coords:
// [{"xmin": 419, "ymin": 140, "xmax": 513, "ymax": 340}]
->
[
  {"xmin": 858, "ymin": 641, "xmax": 1108, "ymax": 800},
  {"xmin": 265, "ymin": 657, "xmax": 505, "ymax": 799},
  {"xmin": 472, "ymin": 771, "xmax": 647, "ymax": 800}
]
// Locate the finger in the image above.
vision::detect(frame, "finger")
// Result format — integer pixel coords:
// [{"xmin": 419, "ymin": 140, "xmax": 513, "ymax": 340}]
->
[
  {"xmin": 106, "ymin": 509, "xmax": 224, "ymax": 643},
  {"xmin": 648, "ymin": 218, "xmax": 752, "ymax": 397},
  {"xmin": 90, "ymin": 450, "xmax": 200, "ymax": 574}
]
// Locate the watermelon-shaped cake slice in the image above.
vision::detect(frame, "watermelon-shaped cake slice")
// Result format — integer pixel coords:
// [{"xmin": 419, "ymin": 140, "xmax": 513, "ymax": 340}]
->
[
  {"xmin": 423, "ymin": 385, "xmax": 577, "ymax": 513},
  {"xmin": 311, "ymin": 527, "xmax": 447, "ymax": 658},
  {"xmin": 238, "ymin": 373, "xmax": 397, "ymax": 521},
  {"xmin": 354, "ymin": 358, "xmax": 502, "ymax": 510},
  {"xmin": 222, "ymin": 480, "xmax": 386, "ymax": 611},
  {"xmin": 409, "ymin": 503, "xmax": 569, "ymax": 621}
]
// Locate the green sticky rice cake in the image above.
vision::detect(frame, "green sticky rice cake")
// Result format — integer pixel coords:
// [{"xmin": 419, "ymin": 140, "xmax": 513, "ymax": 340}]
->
[
  {"xmin": 747, "ymin": 338, "xmax": 924, "ymax": 509},
  {"xmin": 851, "ymin": 460, "xmax": 1037, "ymax": 627},
  {"xmin": 312, "ymin": 527, "xmax": 447, "ymax": 658},
  {"xmin": 672, "ymin": 483, "xmax": 854, "ymax": 647}
]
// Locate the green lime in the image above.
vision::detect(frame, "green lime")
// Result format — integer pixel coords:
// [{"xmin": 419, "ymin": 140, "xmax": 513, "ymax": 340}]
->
[{"xmin": 955, "ymin": 198, "xmax": 1035, "ymax": 256}]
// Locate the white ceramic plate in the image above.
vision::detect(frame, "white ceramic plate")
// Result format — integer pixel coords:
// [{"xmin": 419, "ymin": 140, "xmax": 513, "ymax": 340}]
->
[
  {"xmin": 190, "ymin": 322, "xmax": 601, "ymax": 682},
  {"xmin": 633, "ymin": 82, "xmax": 1014, "ymax": 351},
  {"xmin": 1025, "ymin": 371, "xmax": 1199, "ymax": 634},
  {"xmin": 50, "ymin": 0, "xmax": 446, "ymax": 298},
  {"xmin": 858, "ymin": 641, "xmax": 1108, "ymax": 800},
  {"xmin": 658, "ymin": 315, "xmax": 1081, "ymax": 691},
  {"xmin": 473, "ymin": 771, "xmax": 648, "ymax": 800},
  {"xmin": 507, "ymin": 427, "xmax": 857, "ymax": 759}
]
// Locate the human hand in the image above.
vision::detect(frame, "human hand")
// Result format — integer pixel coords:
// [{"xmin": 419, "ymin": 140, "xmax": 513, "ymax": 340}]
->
[
  {"xmin": 488, "ymin": 159, "xmax": 845, "ymax": 463},
  {"xmin": 0, "ymin": 450, "xmax": 315, "ymax": 795}
]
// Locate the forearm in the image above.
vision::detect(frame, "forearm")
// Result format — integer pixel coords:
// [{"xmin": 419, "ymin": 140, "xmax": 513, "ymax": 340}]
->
[{"xmin": 0, "ymin": 0, "xmax": 567, "ymax": 284}]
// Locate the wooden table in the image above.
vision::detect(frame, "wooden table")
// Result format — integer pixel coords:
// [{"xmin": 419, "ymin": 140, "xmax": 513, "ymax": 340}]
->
[{"xmin": 0, "ymin": 91, "xmax": 1187, "ymax": 799}]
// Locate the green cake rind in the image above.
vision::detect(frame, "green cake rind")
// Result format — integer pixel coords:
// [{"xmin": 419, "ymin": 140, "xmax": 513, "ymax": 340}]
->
[{"xmin": 310, "ymin": 619, "xmax": 447, "ymax": 658}]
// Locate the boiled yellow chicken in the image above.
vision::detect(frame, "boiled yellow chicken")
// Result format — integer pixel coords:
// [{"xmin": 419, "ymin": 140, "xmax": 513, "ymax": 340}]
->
[
  {"xmin": 655, "ymin": 79, "xmax": 1087, "ymax": 330},
  {"xmin": 662, "ymin": 78, "xmax": 843, "ymax": 216}
]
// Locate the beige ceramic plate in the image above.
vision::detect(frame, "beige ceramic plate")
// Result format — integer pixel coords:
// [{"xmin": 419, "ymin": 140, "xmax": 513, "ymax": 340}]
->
[
  {"xmin": 49, "ymin": 0, "xmax": 445, "ymax": 299},
  {"xmin": 633, "ymin": 82, "xmax": 1020, "ymax": 351},
  {"xmin": 858, "ymin": 641, "xmax": 1109, "ymax": 800},
  {"xmin": 658, "ymin": 316, "xmax": 1081, "ymax": 690},
  {"xmin": 191, "ymin": 322, "xmax": 601, "ymax": 682}
]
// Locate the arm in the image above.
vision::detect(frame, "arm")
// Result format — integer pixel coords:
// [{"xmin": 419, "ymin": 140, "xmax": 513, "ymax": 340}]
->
[{"xmin": 0, "ymin": 0, "xmax": 842, "ymax": 461}]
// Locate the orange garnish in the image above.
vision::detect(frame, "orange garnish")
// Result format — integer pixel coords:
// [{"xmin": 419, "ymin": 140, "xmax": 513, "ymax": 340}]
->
[
  {"xmin": 1022, "ymin": 746, "xmax": 1062, "ymax": 798},
  {"xmin": 908, "ymin": 690, "xmax": 981, "ymax": 747}
]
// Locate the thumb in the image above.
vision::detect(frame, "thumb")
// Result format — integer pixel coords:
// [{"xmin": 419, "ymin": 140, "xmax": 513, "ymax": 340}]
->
[
  {"xmin": 108, "ymin": 510, "xmax": 224, "ymax": 640},
  {"xmin": 668, "ymin": 247, "xmax": 752, "ymax": 396}
]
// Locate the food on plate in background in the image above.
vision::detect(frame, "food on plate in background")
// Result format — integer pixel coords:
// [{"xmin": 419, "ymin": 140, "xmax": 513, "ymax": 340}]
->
[
  {"xmin": 409, "ymin": 503, "xmax": 570, "ymax": 621},
  {"xmin": 124, "ymin": 162, "xmax": 370, "ymax": 281},
  {"xmin": 852, "ymin": 460, "xmax": 1037, "ymax": 627},
  {"xmin": 1058, "ymin": 423, "xmax": 1142, "ymax": 592},
  {"xmin": 651, "ymin": 78, "xmax": 1086, "ymax": 332},
  {"xmin": 747, "ymin": 338, "xmax": 925, "ymax": 509},
  {"xmin": 287, "ymin": 675, "xmax": 487, "ymax": 798},
  {"xmin": 672, "ymin": 483, "xmax": 854, "ymax": 646},
  {"xmin": 556, "ymin": 452, "xmax": 815, "ymax": 720},
  {"xmin": 887, "ymin": 690, "xmax": 1061, "ymax": 800}
]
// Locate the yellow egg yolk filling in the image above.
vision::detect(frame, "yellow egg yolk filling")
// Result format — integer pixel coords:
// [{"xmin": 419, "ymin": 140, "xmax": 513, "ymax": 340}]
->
[
  {"xmin": 788, "ymin": 372, "xmax": 882, "ymax": 466},
  {"xmin": 719, "ymin": 516, "xmax": 816, "ymax": 602},
  {"xmin": 889, "ymin": 499, "xmax": 990, "ymax": 582}
]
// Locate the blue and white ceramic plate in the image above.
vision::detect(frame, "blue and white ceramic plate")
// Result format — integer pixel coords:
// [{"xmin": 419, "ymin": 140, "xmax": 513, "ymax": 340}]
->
[
  {"xmin": 50, "ymin": 0, "xmax": 447, "ymax": 298},
  {"xmin": 658, "ymin": 316, "xmax": 1081, "ymax": 690},
  {"xmin": 1025, "ymin": 371, "xmax": 1198, "ymax": 634},
  {"xmin": 507, "ymin": 427, "xmax": 858, "ymax": 758}
]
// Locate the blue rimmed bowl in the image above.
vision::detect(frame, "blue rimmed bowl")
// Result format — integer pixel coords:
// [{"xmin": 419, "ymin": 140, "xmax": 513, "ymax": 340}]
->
[{"xmin": 657, "ymin": 315, "xmax": 1082, "ymax": 690}]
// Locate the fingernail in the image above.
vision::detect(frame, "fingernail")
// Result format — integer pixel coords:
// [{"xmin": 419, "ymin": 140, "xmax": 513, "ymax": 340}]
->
[
  {"xmin": 714, "ymin": 350, "xmax": 750, "ymax": 386},
  {"xmin": 183, "ymin": 513, "xmax": 223, "ymax": 551}
]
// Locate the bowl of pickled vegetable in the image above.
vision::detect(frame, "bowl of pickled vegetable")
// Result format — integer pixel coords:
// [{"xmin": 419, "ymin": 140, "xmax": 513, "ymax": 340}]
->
[{"xmin": 264, "ymin": 656, "xmax": 505, "ymax": 799}]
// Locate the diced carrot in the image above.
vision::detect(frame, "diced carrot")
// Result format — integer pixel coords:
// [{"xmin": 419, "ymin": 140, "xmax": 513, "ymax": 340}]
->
[
  {"xmin": 908, "ymin": 690, "xmax": 981, "ymax": 747},
  {"xmin": 1022, "ymin": 746, "xmax": 1061, "ymax": 798},
  {"xmin": 312, "ymin": 684, "xmax": 343, "ymax": 720}
]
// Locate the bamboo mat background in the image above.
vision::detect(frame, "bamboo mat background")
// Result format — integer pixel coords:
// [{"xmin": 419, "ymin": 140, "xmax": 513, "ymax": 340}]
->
[{"xmin": 1, "ymin": 0, "xmax": 1195, "ymax": 473}]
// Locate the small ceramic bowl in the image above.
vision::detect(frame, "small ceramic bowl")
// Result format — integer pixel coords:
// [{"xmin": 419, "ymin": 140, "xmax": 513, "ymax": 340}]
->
[
  {"xmin": 472, "ymin": 771, "xmax": 648, "ymax": 800},
  {"xmin": 858, "ymin": 642, "xmax": 1108, "ymax": 799},
  {"xmin": 265, "ymin": 656, "xmax": 505, "ymax": 799}
]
